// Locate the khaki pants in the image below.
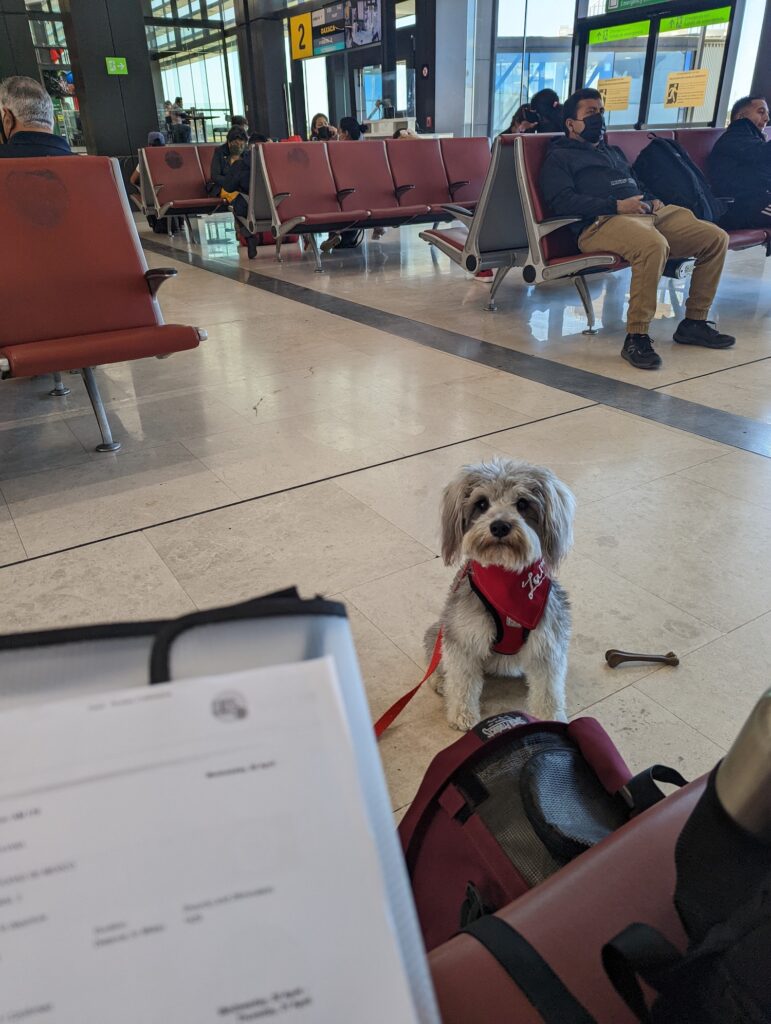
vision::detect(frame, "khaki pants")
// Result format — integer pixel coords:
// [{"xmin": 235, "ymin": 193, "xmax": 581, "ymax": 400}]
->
[{"xmin": 578, "ymin": 205, "xmax": 728, "ymax": 336}]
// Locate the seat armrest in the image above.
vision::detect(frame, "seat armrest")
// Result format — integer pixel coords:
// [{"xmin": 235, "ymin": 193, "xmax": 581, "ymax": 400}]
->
[
  {"xmin": 337, "ymin": 188, "xmax": 356, "ymax": 201},
  {"xmin": 441, "ymin": 203, "xmax": 474, "ymax": 226},
  {"xmin": 395, "ymin": 184, "xmax": 416, "ymax": 198},
  {"xmin": 273, "ymin": 192, "xmax": 290, "ymax": 208},
  {"xmin": 448, "ymin": 179, "xmax": 470, "ymax": 198},
  {"xmin": 536, "ymin": 215, "xmax": 582, "ymax": 238},
  {"xmin": 145, "ymin": 267, "xmax": 178, "ymax": 297}
]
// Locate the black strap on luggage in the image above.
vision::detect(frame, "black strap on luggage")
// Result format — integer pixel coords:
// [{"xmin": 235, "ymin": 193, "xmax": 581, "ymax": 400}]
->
[
  {"xmin": 623, "ymin": 764, "xmax": 688, "ymax": 814},
  {"xmin": 601, "ymin": 922, "xmax": 682, "ymax": 1022},
  {"xmin": 463, "ymin": 915, "xmax": 596, "ymax": 1023}
]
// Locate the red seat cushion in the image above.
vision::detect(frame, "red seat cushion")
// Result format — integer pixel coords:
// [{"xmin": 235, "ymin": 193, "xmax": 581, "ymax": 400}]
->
[
  {"xmin": 606, "ymin": 129, "xmax": 674, "ymax": 167},
  {"xmin": 144, "ymin": 145, "xmax": 209, "ymax": 203},
  {"xmin": 673, "ymin": 128, "xmax": 723, "ymax": 175},
  {"xmin": 0, "ymin": 324, "xmax": 199, "ymax": 377},
  {"xmin": 546, "ymin": 251, "xmax": 627, "ymax": 270},
  {"xmin": 292, "ymin": 209, "xmax": 369, "ymax": 226},
  {"xmin": 440, "ymin": 137, "xmax": 490, "ymax": 205},
  {"xmin": 386, "ymin": 138, "xmax": 451, "ymax": 207},
  {"xmin": 262, "ymin": 142, "xmax": 346, "ymax": 222},
  {"xmin": 0, "ymin": 157, "xmax": 162, "ymax": 348},
  {"xmin": 726, "ymin": 227, "xmax": 769, "ymax": 250},
  {"xmin": 328, "ymin": 140, "xmax": 401, "ymax": 214},
  {"xmin": 422, "ymin": 227, "xmax": 467, "ymax": 252}
]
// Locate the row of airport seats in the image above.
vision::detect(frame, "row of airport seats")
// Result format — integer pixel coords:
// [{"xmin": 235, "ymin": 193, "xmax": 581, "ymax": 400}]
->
[
  {"xmin": 0, "ymin": 156, "xmax": 206, "ymax": 452},
  {"xmin": 422, "ymin": 128, "xmax": 771, "ymax": 331},
  {"xmin": 136, "ymin": 137, "xmax": 491, "ymax": 269}
]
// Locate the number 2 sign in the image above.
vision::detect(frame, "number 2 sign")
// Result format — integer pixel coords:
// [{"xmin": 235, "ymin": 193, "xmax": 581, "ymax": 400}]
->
[{"xmin": 290, "ymin": 13, "xmax": 313, "ymax": 61}]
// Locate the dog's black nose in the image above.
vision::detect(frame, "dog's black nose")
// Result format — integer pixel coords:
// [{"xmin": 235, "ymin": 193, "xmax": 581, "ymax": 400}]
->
[{"xmin": 489, "ymin": 520, "xmax": 511, "ymax": 538}]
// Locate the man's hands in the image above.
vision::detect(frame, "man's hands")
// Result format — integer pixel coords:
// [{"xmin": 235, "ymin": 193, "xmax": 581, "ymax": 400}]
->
[
  {"xmin": 651, "ymin": 199, "xmax": 664, "ymax": 212},
  {"xmin": 617, "ymin": 195, "xmax": 649, "ymax": 215}
]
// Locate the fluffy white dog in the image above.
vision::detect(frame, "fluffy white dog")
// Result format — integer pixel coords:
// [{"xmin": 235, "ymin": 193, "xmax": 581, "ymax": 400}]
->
[{"xmin": 426, "ymin": 458, "xmax": 575, "ymax": 730}]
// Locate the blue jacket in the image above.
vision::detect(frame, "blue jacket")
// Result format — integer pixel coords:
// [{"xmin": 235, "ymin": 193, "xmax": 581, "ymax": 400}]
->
[{"xmin": 0, "ymin": 131, "xmax": 74, "ymax": 158}]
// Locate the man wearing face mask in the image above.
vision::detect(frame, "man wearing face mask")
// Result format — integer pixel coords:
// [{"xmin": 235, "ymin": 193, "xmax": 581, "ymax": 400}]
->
[
  {"xmin": 0, "ymin": 75, "xmax": 73, "ymax": 158},
  {"xmin": 540, "ymin": 87, "xmax": 733, "ymax": 369}
]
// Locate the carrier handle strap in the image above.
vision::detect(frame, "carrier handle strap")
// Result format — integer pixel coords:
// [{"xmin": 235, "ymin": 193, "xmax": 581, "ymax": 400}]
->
[
  {"xmin": 463, "ymin": 915, "xmax": 597, "ymax": 1023},
  {"xmin": 601, "ymin": 922, "xmax": 682, "ymax": 1023},
  {"xmin": 622, "ymin": 765, "xmax": 689, "ymax": 815}
]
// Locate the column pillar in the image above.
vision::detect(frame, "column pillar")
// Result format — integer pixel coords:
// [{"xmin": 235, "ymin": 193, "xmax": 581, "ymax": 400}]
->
[
  {"xmin": 60, "ymin": 0, "xmax": 158, "ymax": 157},
  {"xmin": 0, "ymin": 0, "xmax": 39, "ymax": 80}
]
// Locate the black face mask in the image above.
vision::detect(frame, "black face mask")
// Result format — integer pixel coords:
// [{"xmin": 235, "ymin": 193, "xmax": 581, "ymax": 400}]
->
[{"xmin": 579, "ymin": 112, "xmax": 605, "ymax": 144}]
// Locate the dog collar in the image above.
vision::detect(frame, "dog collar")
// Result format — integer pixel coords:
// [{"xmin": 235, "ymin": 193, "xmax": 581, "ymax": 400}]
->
[{"xmin": 466, "ymin": 559, "xmax": 551, "ymax": 655}]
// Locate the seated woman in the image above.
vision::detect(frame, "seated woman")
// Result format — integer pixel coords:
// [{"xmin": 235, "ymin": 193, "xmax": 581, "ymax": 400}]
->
[
  {"xmin": 207, "ymin": 126, "xmax": 247, "ymax": 197},
  {"xmin": 309, "ymin": 112, "xmax": 338, "ymax": 141}
]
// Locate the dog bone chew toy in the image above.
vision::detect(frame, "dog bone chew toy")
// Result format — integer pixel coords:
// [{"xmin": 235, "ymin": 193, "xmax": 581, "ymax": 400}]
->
[{"xmin": 605, "ymin": 649, "xmax": 679, "ymax": 668}]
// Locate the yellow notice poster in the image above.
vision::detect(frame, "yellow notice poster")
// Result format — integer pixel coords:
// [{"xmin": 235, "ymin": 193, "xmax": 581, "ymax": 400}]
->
[
  {"xmin": 598, "ymin": 76, "xmax": 632, "ymax": 111},
  {"xmin": 664, "ymin": 68, "xmax": 709, "ymax": 108},
  {"xmin": 289, "ymin": 12, "xmax": 313, "ymax": 61}
]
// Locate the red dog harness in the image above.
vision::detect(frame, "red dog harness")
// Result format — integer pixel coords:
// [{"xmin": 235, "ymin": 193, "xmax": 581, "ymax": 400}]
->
[
  {"xmin": 374, "ymin": 558, "xmax": 551, "ymax": 738},
  {"xmin": 466, "ymin": 558, "xmax": 551, "ymax": 655}
]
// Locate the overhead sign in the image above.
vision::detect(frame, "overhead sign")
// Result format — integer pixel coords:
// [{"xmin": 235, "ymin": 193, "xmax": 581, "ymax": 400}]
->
[
  {"xmin": 606, "ymin": 0, "xmax": 660, "ymax": 10},
  {"xmin": 312, "ymin": 2, "xmax": 346, "ymax": 56},
  {"xmin": 664, "ymin": 68, "xmax": 709, "ymax": 108},
  {"xmin": 660, "ymin": 6, "xmax": 730, "ymax": 32},
  {"xmin": 105, "ymin": 56, "xmax": 128, "ymax": 76},
  {"xmin": 289, "ymin": 12, "xmax": 313, "ymax": 60},
  {"xmin": 588, "ymin": 20, "xmax": 650, "ymax": 44},
  {"xmin": 598, "ymin": 76, "xmax": 632, "ymax": 111}
]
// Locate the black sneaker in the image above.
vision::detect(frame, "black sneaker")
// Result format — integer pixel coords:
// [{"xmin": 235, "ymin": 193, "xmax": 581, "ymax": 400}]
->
[
  {"xmin": 673, "ymin": 319, "xmax": 735, "ymax": 348},
  {"xmin": 622, "ymin": 333, "xmax": 662, "ymax": 370},
  {"xmin": 246, "ymin": 234, "xmax": 258, "ymax": 260}
]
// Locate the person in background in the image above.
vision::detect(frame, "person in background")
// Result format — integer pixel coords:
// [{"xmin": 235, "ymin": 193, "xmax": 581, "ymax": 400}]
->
[
  {"xmin": 392, "ymin": 127, "xmax": 417, "ymax": 139},
  {"xmin": 163, "ymin": 100, "xmax": 173, "ymax": 138},
  {"xmin": 540, "ymin": 87, "xmax": 733, "ymax": 370},
  {"xmin": 505, "ymin": 104, "xmax": 536, "ymax": 134},
  {"xmin": 528, "ymin": 88, "xmax": 564, "ymax": 133},
  {"xmin": 0, "ymin": 75, "xmax": 72, "ymax": 157},
  {"xmin": 207, "ymin": 125, "xmax": 247, "ymax": 197},
  {"xmin": 248, "ymin": 131, "xmax": 268, "ymax": 145},
  {"xmin": 170, "ymin": 97, "xmax": 191, "ymax": 143},
  {"xmin": 309, "ymin": 112, "xmax": 337, "ymax": 141},
  {"xmin": 221, "ymin": 133, "xmax": 264, "ymax": 260},
  {"xmin": 321, "ymin": 117, "xmax": 367, "ymax": 251},
  {"xmin": 231, "ymin": 114, "xmax": 249, "ymax": 133},
  {"xmin": 129, "ymin": 130, "xmax": 165, "ymax": 186},
  {"xmin": 708, "ymin": 95, "xmax": 771, "ymax": 230}
]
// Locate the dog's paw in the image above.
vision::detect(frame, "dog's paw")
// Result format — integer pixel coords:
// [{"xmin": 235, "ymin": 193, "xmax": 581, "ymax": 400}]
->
[
  {"xmin": 530, "ymin": 702, "xmax": 567, "ymax": 723},
  {"xmin": 446, "ymin": 705, "xmax": 480, "ymax": 732}
]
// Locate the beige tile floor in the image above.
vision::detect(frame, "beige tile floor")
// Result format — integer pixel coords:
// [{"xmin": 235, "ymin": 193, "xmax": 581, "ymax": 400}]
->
[{"xmin": 1, "ymin": 222, "xmax": 770, "ymax": 818}]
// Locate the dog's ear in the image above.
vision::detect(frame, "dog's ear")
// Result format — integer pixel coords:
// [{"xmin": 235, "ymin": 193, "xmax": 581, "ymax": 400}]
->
[
  {"xmin": 440, "ymin": 473, "xmax": 468, "ymax": 565},
  {"xmin": 533, "ymin": 469, "xmax": 575, "ymax": 571}
]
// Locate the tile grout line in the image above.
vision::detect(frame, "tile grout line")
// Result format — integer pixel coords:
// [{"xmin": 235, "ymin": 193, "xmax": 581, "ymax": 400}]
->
[
  {"xmin": 142, "ymin": 237, "xmax": 771, "ymax": 459},
  {"xmin": 0, "ymin": 405, "xmax": 590, "ymax": 572},
  {"xmin": 652, "ymin": 352, "xmax": 771, "ymax": 391}
]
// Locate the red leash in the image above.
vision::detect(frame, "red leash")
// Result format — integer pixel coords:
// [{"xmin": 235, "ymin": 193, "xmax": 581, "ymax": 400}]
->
[{"xmin": 374, "ymin": 629, "xmax": 443, "ymax": 740}]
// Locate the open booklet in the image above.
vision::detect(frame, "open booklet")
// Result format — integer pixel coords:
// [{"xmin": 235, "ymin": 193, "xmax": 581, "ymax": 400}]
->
[{"xmin": 0, "ymin": 656, "xmax": 440, "ymax": 1023}]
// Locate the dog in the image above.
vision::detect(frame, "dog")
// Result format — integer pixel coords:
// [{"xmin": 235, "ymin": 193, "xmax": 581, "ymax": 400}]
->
[{"xmin": 425, "ymin": 458, "xmax": 575, "ymax": 730}]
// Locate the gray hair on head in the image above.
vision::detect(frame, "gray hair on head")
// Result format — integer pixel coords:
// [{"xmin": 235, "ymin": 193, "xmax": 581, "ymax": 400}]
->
[{"xmin": 0, "ymin": 75, "xmax": 54, "ymax": 130}]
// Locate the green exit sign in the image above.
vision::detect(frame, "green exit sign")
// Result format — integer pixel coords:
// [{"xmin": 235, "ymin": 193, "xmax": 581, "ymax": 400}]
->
[{"xmin": 105, "ymin": 57, "xmax": 128, "ymax": 76}]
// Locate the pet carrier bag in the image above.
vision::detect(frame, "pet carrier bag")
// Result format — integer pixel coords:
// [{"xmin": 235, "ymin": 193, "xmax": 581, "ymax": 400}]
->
[{"xmin": 399, "ymin": 711, "xmax": 685, "ymax": 950}]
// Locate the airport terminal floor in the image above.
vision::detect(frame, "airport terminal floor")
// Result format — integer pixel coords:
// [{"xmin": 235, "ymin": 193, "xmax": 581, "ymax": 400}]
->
[{"xmin": 1, "ymin": 219, "xmax": 770, "ymax": 818}]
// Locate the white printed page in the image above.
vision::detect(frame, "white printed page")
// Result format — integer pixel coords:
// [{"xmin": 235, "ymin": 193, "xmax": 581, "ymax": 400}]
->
[{"xmin": 0, "ymin": 658, "xmax": 420, "ymax": 1023}]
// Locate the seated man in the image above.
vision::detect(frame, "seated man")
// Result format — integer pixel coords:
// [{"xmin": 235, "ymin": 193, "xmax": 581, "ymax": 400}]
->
[
  {"xmin": 540, "ymin": 87, "xmax": 734, "ymax": 369},
  {"xmin": 0, "ymin": 75, "xmax": 73, "ymax": 157},
  {"xmin": 708, "ymin": 95, "xmax": 771, "ymax": 230}
]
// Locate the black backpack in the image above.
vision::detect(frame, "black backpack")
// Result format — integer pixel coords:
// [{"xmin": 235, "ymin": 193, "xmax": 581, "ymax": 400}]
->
[{"xmin": 632, "ymin": 137, "xmax": 727, "ymax": 224}]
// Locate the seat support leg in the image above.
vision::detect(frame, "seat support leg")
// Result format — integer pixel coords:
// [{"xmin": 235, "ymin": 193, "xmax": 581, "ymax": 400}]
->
[
  {"xmin": 309, "ymin": 233, "xmax": 323, "ymax": 273},
  {"xmin": 574, "ymin": 276, "xmax": 599, "ymax": 335},
  {"xmin": 49, "ymin": 371, "xmax": 71, "ymax": 397},
  {"xmin": 275, "ymin": 237, "xmax": 283, "ymax": 263},
  {"xmin": 81, "ymin": 367, "xmax": 121, "ymax": 453},
  {"xmin": 484, "ymin": 266, "xmax": 511, "ymax": 312}
]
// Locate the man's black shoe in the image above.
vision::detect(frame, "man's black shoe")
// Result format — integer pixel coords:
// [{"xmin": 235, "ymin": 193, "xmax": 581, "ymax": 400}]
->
[
  {"xmin": 673, "ymin": 318, "xmax": 735, "ymax": 348},
  {"xmin": 246, "ymin": 235, "xmax": 258, "ymax": 260},
  {"xmin": 622, "ymin": 333, "xmax": 662, "ymax": 370}
]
